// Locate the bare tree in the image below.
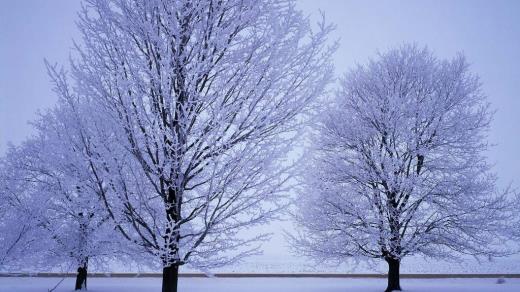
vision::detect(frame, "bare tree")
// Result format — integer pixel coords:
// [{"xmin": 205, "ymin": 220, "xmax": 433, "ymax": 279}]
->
[
  {"xmin": 56, "ymin": 1, "xmax": 335, "ymax": 291},
  {"xmin": 292, "ymin": 45, "xmax": 519, "ymax": 292}
]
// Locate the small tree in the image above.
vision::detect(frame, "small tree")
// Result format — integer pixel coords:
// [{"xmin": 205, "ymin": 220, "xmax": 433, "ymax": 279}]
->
[
  {"xmin": 0, "ymin": 95, "xmax": 127, "ymax": 290},
  {"xmin": 292, "ymin": 45, "xmax": 519, "ymax": 292},
  {"xmin": 58, "ymin": 1, "xmax": 335, "ymax": 291}
]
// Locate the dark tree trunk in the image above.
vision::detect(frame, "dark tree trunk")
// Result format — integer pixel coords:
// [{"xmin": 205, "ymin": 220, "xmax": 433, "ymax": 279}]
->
[
  {"xmin": 162, "ymin": 264, "xmax": 179, "ymax": 292},
  {"xmin": 385, "ymin": 257, "xmax": 401, "ymax": 292},
  {"xmin": 75, "ymin": 266, "xmax": 87, "ymax": 290}
]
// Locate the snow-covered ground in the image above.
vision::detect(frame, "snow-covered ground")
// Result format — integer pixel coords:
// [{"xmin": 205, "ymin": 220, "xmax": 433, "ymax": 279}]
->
[{"xmin": 1, "ymin": 277, "xmax": 519, "ymax": 292}]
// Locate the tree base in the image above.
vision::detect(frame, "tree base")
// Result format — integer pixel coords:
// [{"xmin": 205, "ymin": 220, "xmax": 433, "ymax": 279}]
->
[
  {"xmin": 162, "ymin": 265, "xmax": 179, "ymax": 292},
  {"xmin": 75, "ymin": 266, "xmax": 87, "ymax": 290},
  {"xmin": 385, "ymin": 257, "xmax": 401, "ymax": 292}
]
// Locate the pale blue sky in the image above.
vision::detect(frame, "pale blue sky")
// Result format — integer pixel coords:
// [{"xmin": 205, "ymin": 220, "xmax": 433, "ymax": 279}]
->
[{"xmin": 1, "ymin": 0, "xmax": 520, "ymax": 272}]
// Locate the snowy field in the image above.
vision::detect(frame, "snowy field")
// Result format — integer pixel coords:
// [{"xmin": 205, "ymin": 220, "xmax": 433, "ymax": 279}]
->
[{"xmin": 1, "ymin": 277, "xmax": 519, "ymax": 292}]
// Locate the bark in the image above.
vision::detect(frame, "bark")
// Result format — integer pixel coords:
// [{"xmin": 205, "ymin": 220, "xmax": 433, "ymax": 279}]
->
[
  {"xmin": 75, "ymin": 266, "xmax": 87, "ymax": 290},
  {"xmin": 162, "ymin": 264, "xmax": 179, "ymax": 292},
  {"xmin": 385, "ymin": 257, "xmax": 401, "ymax": 292}
]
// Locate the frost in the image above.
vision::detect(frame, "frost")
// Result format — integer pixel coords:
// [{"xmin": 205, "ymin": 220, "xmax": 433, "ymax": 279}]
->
[{"xmin": 291, "ymin": 44, "xmax": 520, "ymax": 292}]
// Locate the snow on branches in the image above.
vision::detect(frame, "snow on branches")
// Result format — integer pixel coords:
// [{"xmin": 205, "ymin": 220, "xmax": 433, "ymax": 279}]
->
[
  {"xmin": 293, "ymin": 45, "xmax": 520, "ymax": 273},
  {"xmin": 0, "ymin": 95, "xmax": 127, "ymax": 273},
  {"xmin": 57, "ymin": 0, "xmax": 335, "ymax": 276}
]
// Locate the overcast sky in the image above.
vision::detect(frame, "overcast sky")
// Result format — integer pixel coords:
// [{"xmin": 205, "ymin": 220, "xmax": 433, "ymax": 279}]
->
[{"xmin": 1, "ymin": 0, "xmax": 520, "ymax": 271}]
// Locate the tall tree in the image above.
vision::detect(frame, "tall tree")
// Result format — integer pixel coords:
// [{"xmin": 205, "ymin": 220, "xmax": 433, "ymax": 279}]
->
[
  {"xmin": 60, "ymin": 1, "xmax": 335, "ymax": 291},
  {"xmin": 292, "ymin": 45, "xmax": 519, "ymax": 292}
]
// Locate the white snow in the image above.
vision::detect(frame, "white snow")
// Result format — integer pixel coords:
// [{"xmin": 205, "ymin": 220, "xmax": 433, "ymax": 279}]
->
[{"xmin": 1, "ymin": 277, "xmax": 519, "ymax": 292}]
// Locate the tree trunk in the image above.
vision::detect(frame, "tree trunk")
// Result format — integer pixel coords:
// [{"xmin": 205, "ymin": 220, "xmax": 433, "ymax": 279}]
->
[
  {"xmin": 162, "ymin": 264, "xmax": 179, "ymax": 292},
  {"xmin": 385, "ymin": 257, "xmax": 401, "ymax": 292},
  {"xmin": 75, "ymin": 266, "xmax": 87, "ymax": 290}
]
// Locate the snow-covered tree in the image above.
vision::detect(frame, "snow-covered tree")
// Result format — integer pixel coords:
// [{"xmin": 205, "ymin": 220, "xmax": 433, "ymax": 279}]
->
[
  {"xmin": 0, "ymin": 82, "xmax": 129, "ymax": 290},
  {"xmin": 0, "ymin": 154, "xmax": 47, "ymax": 270},
  {"xmin": 292, "ymin": 45, "xmax": 520, "ymax": 292},
  {"xmin": 57, "ymin": 1, "xmax": 335, "ymax": 291}
]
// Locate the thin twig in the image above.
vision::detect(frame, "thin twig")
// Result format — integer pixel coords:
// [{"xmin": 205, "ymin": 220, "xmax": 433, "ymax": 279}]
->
[{"xmin": 48, "ymin": 277, "xmax": 65, "ymax": 292}]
